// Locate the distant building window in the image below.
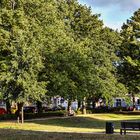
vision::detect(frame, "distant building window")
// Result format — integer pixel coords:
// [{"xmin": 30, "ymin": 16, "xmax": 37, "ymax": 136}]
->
[
  {"xmin": 116, "ymin": 99, "xmax": 121, "ymax": 107},
  {"xmin": 60, "ymin": 98, "xmax": 64, "ymax": 104}
]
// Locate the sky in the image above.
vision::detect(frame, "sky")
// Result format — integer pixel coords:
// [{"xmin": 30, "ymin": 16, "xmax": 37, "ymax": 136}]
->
[{"xmin": 78, "ymin": 0, "xmax": 140, "ymax": 30}]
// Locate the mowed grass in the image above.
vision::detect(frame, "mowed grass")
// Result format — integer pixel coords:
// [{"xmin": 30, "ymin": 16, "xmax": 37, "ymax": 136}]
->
[
  {"xmin": 0, "ymin": 114, "xmax": 140, "ymax": 140},
  {"xmin": 0, "ymin": 113, "xmax": 140, "ymax": 133},
  {"xmin": 0, "ymin": 129, "xmax": 140, "ymax": 140}
]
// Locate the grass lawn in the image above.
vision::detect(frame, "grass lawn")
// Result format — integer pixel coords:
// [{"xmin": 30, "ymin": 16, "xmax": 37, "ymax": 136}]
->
[
  {"xmin": 0, "ymin": 129, "xmax": 140, "ymax": 140},
  {"xmin": 0, "ymin": 113, "xmax": 140, "ymax": 132},
  {"xmin": 0, "ymin": 113, "xmax": 140, "ymax": 139}
]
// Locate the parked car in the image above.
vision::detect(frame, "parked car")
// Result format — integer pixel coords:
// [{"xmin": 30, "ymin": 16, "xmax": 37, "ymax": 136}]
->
[
  {"xmin": 42, "ymin": 106, "xmax": 52, "ymax": 112},
  {"xmin": 23, "ymin": 106, "xmax": 37, "ymax": 113},
  {"xmin": 51, "ymin": 106, "xmax": 65, "ymax": 111},
  {"xmin": 42, "ymin": 106, "xmax": 65, "ymax": 112},
  {"xmin": 0, "ymin": 108, "xmax": 7, "ymax": 114},
  {"xmin": 127, "ymin": 106, "xmax": 134, "ymax": 111}
]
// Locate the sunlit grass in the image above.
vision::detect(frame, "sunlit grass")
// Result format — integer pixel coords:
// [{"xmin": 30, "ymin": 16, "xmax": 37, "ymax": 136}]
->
[{"xmin": 81, "ymin": 113, "xmax": 140, "ymax": 121}]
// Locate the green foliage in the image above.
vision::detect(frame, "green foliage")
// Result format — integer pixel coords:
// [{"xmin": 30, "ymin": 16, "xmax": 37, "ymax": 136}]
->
[
  {"xmin": 118, "ymin": 9, "xmax": 140, "ymax": 95},
  {"xmin": 0, "ymin": 114, "xmax": 16, "ymax": 120},
  {"xmin": 0, "ymin": 0, "xmax": 46, "ymax": 103},
  {"xmin": 0, "ymin": 0, "xmax": 127, "ymax": 106},
  {"xmin": 36, "ymin": 0, "xmax": 127, "ymax": 103},
  {"xmin": 0, "ymin": 110, "xmax": 66, "ymax": 120},
  {"xmin": 24, "ymin": 111, "xmax": 66, "ymax": 120}
]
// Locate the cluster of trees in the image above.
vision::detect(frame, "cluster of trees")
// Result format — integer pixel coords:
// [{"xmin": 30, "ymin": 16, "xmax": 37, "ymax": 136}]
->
[{"xmin": 0, "ymin": 0, "xmax": 139, "ymax": 117}]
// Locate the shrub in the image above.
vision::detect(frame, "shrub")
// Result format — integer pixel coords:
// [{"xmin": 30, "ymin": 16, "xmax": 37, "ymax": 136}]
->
[
  {"xmin": 0, "ymin": 114, "xmax": 16, "ymax": 120},
  {"xmin": 92, "ymin": 106, "xmax": 111, "ymax": 113},
  {"xmin": 24, "ymin": 110, "xmax": 66, "ymax": 119},
  {"xmin": 86, "ymin": 110, "xmax": 93, "ymax": 114},
  {"xmin": 111, "ymin": 107, "xmax": 127, "ymax": 112},
  {"xmin": 75, "ymin": 109, "xmax": 82, "ymax": 115},
  {"xmin": 0, "ymin": 110, "xmax": 66, "ymax": 120}
]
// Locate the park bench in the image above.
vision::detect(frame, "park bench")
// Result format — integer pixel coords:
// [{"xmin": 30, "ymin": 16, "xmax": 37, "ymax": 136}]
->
[{"xmin": 120, "ymin": 121, "xmax": 140, "ymax": 135}]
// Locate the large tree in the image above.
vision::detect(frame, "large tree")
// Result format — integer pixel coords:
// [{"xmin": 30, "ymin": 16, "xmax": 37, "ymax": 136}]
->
[
  {"xmin": 118, "ymin": 9, "xmax": 140, "ymax": 107},
  {"xmin": 0, "ymin": 0, "xmax": 46, "ymax": 117},
  {"xmin": 59, "ymin": 0, "xmax": 126, "ymax": 101},
  {"xmin": 43, "ymin": 0, "xmax": 127, "ymax": 114}
]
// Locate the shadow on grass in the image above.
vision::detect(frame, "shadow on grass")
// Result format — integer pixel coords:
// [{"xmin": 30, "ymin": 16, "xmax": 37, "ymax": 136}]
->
[
  {"xmin": 27, "ymin": 113, "xmax": 140, "ymax": 131},
  {"xmin": 0, "ymin": 129, "xmax": 140, "ymax": 140},
  {"xmin": 31, "ymin": 116, "xmax": 107, "ymax": 129},
  {"xmin": 27, "ymin": 115, "xmax": 140, "ymax": 130}
]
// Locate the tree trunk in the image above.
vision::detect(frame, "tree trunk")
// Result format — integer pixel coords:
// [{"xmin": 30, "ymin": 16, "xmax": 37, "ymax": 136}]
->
[
  {"xmin": 82, "ymin": 97, "xmax": 86, "ymax": 114},
  {"xmin": 67, "ymin": 100, "xmax": 72, "ymax": 116},
  {"xmin": 78, "ymin": 100, "xmax": 81, "ymax": 110},
  {"xmin": 21, "ymin": 106, "xmax": 24, "ymax": 124},
  {"xmin": 37, "ymin": 101, "xmax": 42, "ymax": 113},
  {"xmin": 92, "ymin": 99, "xmax": 96, "ymax": 109},
  {"xmin": 6, "ymin": 100, "xmax": 11, "ymax": 114},
  {"xmin": 132, "ymin": 93, "xmax": 135, "ymax": 110},
  {"xmin": 16, "ymin": 103, "xmax": 24, "ymax": 123}
]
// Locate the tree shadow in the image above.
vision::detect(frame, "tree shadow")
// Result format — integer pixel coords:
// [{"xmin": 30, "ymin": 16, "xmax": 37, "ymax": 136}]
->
[
  {"xmin": 34, "ymin": 116, "xmax": 106, "ymax": 129},
  {"xmin": 27, "ymin": 115, "xmax": 140, "ymax": 130},
  {"xmin": 1, "ymin": 128, "xmax": 140, "ymax": 140}
]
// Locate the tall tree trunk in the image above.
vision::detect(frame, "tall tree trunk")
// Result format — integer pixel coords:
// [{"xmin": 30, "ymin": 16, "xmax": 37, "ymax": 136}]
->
[
  {"xmin": 67, "ymin": 100, "xmax": 72, "ymax": 116},
  {"xmin": 92, "ymin": 99, "xmax": 96, "ymax": 109},
  {"xmin": 78, "ymin": 100, "xmax": 81, "ymax": 110},
  {"xmin": 82, "ymin": 97, "xmax": 86, "ymax": 114},
  {"xmin": 37, "ymin": 101, "xmax": 42, "ymax": 113},
  {"xmin": 6, "ymin": 100, "xmax": 11, "ymax": 114},
  {"xmin": 21, "ymin": 106, "xmax": 24, "ymax": 124},
  {"xmin": 16, "ymin": 103, "xmax": 24, "ymax": 123},
  {"xmin": 132, "ymin": 93, "xmax": 135, "ymax": 110}
]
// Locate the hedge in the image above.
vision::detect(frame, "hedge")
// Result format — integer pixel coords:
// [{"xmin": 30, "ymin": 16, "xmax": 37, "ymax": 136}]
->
[
  {"xmin": 0, "ymin": 110, "xmax": 66, "ymax": 121},
  {"xmin": 24, "ymin": 110, "xmax": 66, "ymax": 119}
]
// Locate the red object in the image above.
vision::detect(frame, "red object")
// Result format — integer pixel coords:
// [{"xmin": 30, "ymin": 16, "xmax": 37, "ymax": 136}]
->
[
  {"xmin": 0, "ymin": 108, "xmax": 7, "ymax": 114},
  {"xmin": 127, "ymin": 106, "xmax": 134, "ymax": 111}
]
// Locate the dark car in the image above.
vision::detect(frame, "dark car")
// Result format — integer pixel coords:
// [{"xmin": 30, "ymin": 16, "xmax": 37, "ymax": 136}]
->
[
  {"xmin": 51, "ymin": 106, "xmax": 61, "ymax": 111},
  {"xmin": 43, "ymin": 106, "xmax": 65, "ymax": 112},
  {"xmin": 42, "ymin": 106, "xmax": 53, "ymax": 112},
  {"xmin": 23, "ymin": 106, "xmax": 37, "ymax": 113},
  {"xmin": 52, "ymin": 106, "xmax": 65, "ymax": 111}
]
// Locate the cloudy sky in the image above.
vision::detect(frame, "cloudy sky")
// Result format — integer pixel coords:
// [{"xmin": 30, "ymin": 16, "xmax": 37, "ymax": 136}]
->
[{"xmin": 78, "ymin": 0, "xmax": 140, "ymax": 30}]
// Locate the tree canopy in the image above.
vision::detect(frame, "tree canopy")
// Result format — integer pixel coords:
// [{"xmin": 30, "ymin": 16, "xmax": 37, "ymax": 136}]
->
[
  {"xmin": 118, "ymin": 9, "xmax": 140, "ymax": 98},
  {"xmin": 43, "ymin": 0, "xmax": 127, "ymax": 103},
  {"xmin": 0, "ymin": 0, "xmax": 128, "ymax": 110},
  {"xmin": 0, "ymin": 0, "xmax": 47, "ymax": 103}
]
